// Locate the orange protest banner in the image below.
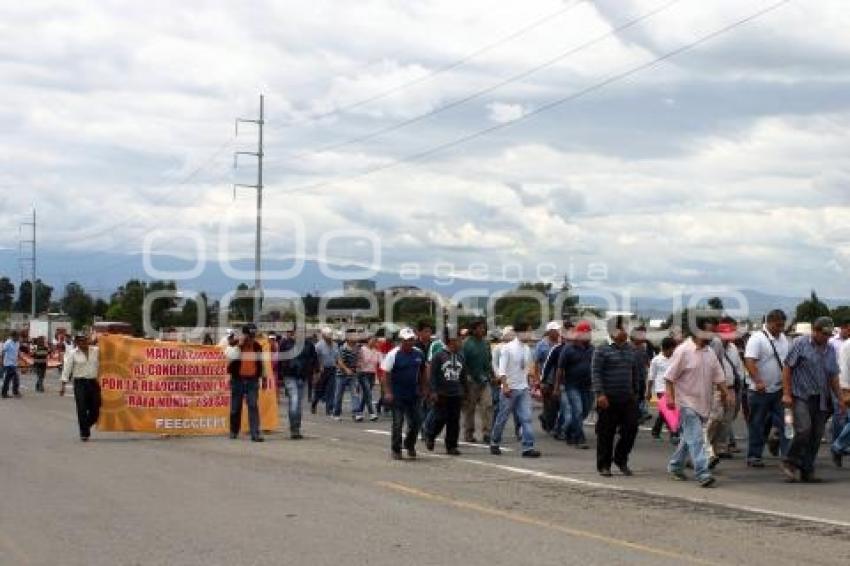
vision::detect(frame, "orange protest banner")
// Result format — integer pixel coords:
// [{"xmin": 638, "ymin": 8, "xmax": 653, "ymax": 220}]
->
[{"xmin": 97, "ymin": 335, "xmax": 279, "ymax": 435}]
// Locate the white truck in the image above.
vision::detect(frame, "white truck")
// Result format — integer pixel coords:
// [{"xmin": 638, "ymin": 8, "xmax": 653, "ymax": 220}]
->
[{"xmin": 28, "ymin": 318, "xmax": 73, "ymax": 344}]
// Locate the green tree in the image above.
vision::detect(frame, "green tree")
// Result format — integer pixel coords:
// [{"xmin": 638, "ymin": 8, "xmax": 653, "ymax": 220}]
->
[
  {"xmin": 61, "ymin": 282, "xmax": 94, "ymax": 330},
  {"xmin": 93, "ymin": 298, "xmax": 109, "ymax": 319},
  {"xmin": 105, "ymin": 279, "xmax": 178, "ymax": 335},
  {"xmin": 664, "ymin": 307, "xmax": 717, "ymax": 336},
  {"xmin": 303, "ymin": 294, "xmax": 319, "ymax": 318},
  {"xmin": 0, "ymin": 277, "xmax": 14, "ymax": 312},
  {"xmin": 795, "ymin": 290, "xmax": 830, "ymax": 324},
  {"xmin": 830, "ymin": 305, "xmax": 850, "ymax": 327},
  {"xmin": 390, "ymin": 297, "xmax": 434, "ymax": 324},
  {"xmin": 557, "ymin": 276, "xmax": 580, "ymax": 319},
  {"xmin": 493, "ymin": 282, "xmax": 553, "ymax": 328},
  {"xmin": 231, "ymin": 283, "xmax": 255, "ymax": 322},
  {"xmin": 176, "ymin": 292, "xmax": 211, "ymax": 328},
  {"xmin": 15, "ymin": 279, "xmax": 53, "ymax": 314}
]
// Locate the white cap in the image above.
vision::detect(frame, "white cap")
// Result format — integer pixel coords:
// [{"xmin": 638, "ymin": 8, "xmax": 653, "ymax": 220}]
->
[
  {"xmin": 226, "ymin": 328, "xmax": 235, "ymax": 337},
  {"xmin": 320, "ymin": 327, "xmax": 333, "ymax": 337},
  {"xmin": 399, "ymin": 327, "xmax": 416, "ymax": 341},
  {"xmin": 546, "ymin": 321, "xmax": 562, "ymax": 332}
]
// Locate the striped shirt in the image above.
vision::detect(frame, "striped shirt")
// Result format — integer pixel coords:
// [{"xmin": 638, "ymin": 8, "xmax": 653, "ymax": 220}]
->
[
  {"xmin": 337, "ymin": 343, "xmax": 359, "ymax": 378},
  {"xmin": 785, "ymin": 336, "xmax": 839, "ymax": 411}
]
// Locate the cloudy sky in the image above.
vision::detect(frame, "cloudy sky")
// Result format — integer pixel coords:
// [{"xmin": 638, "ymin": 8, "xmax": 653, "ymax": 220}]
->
[{"xmin": 2, "ymin": 0, "xmax": 849, "ymax": 299}]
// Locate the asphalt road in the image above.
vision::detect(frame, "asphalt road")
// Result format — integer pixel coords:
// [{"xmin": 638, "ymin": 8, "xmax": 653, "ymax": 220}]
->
[{"xmin": 2, "ymin": 370, "xmax": 850, "ymax": 566}]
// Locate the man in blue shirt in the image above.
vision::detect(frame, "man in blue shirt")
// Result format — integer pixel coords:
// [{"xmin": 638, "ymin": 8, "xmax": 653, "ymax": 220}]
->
[
  {"xmin": 286, "ymin": 327, "xmax": 317, "ymax": 440},
  {"xmin": 1, "ymin": 331, "xmax": 21, "ymax": 398},
  {"xmin": 780, "ymin": 317, "xmax": 846, "ymax": 482},
  {"xmin": 534, "ymin": 321, "xmax": 562, "ymax": 433},
  {"xmin": 381, "ymin": 328, "xmax": 427, "ymax": 460},
  {"xmin": 556, "ymin": 321, "xmax": 595, "ymax": 448},
  {"xmin": 312, "ymin": 328, "xmax": 340, "ymax": 415}
]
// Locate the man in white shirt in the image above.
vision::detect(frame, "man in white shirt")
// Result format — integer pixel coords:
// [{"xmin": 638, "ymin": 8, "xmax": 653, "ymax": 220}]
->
[
  {"xmin": 839, "ymin": 339, "xmax": 850, "ymax": 394},
  {"xmin": 828, "ymin": 321, "xmax": 850, "ymax": 356},
  {"xmin": 60, "ymin": 334, "xmax": 101, "ymax": 441},
  {"xmin": 831, "ymin": 336, "xmax": 850, "ymax": 464},
  {"xmin": 649, "ymin": 337, "xmax": 677, "ymax": 440},
  {"xmin": 828, "ymin": 321, "xmax": 850, "ymax": 444},
  {"xmin": 743, "ymin": 309, "xmax": 790, "ymax": 467},
  {"xmin": 489, "ymin": 325, "xmax": 541, "ymax": 458}
]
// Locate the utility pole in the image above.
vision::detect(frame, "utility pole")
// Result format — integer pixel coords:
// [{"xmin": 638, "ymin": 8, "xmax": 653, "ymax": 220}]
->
[
  {"xmin": 19, "ymin": 208, "xmax": 36, "ymax": 319},
  {"xmin": 234, "ymin": 94, "xmax": 264, "ymax": 324}
]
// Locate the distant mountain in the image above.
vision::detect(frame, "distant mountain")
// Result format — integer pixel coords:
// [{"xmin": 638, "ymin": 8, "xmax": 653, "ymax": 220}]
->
[
  {"xmin": 0, "ymin": 249, "xmax": 515, "ymax": 299},
  {"xmin": 2, "ymin": 249, "xmax": 847, "ymax": 319},
  {"xmin": 579, "ymin": 289, "xmax": 850, "ymax": 321}
]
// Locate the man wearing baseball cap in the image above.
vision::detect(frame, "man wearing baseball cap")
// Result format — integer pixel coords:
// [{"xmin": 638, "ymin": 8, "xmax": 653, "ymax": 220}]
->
[
  {"xmin": 534, "ymin": 321, "xmax": 563, "ymax": 434},
  {"xmin": 490, "ymin": 324, "xmax": 541, "ymax": 458},
  {"xmin": 706, "ymin": 321, "xmax": 744, "ymax": 465},
  {"xmin": 556, "ymin": 320, "xmax": 595, "ymax": 448},
  {"xmin": 313, "ymin": 327, "xmax": 339, "ymax": 415},
  {"xmin": 540, "ymin": 321, "xmax": 574, "ymax": 436},
  {"xmin": 381, "ymin": 327, "xmax": 427, "ymax": 459},
  {"xmin": 591, "ymin": 316, "xmax": 640, "ymax": 476},
  {"xmin": 230, "ymin": 324, "xmax": 265, "ymax": 442},
  {"xmin": 780, "ymin": 316, "xmax": 846, "ymax": 482}
]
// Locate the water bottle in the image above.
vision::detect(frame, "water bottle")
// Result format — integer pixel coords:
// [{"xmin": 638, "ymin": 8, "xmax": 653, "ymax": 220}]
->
[{"xmin": 784, "ymin": 408, "xmax": 794, "ymax": 440}]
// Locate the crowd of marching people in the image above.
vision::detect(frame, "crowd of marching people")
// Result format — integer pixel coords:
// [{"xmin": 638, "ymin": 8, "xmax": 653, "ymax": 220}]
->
[
  {"xmin": 256, "ymin": 309, "xmax": 850, "ymax": 487},
  {"xmin": 5, "ymin": 308, "xmax": 850, "ymax": 488}
]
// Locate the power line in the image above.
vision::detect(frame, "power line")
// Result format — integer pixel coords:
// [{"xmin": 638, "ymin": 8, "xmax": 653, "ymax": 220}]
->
[
  {"xmin": 283, "ymin": 0, "xmax": 793, "ymax": 196},
  {"xmin": 34, "ymin": 135, "xmax": 237, "ymax": 284},
  {"xmin": 272, "ymin": 0, "xmax": 588, "ymax": 127},
  {"xmin": 46, "ymin": 136, "xmax": 236, "ymax": 263},
  {"xmin": 280, "ymin": 0, "xmax": 681, "ymax": 160}
]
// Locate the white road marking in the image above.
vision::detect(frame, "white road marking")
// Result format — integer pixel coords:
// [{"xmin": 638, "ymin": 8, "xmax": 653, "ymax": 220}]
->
[
  {"xmin": 363, "ymin": 429, "xmax": 513, "ymax": 452},
  {"xmin": 456, "ymin": 458, "xmax": 850, "ymax": 530},
  {"xmin": 363, "ymin": 426, "xmax": 850, "ymax": 527}
]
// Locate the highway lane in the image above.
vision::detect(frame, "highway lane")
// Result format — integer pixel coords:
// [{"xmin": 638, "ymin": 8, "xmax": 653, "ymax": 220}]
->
[{"xmin": 2, "ymin": 372, "xmax": 849, "ymax": 566}]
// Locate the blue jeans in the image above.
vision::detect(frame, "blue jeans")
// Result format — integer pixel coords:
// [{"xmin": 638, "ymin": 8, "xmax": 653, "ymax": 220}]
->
[
  {"xmin": 746, "ymin": 390, "xmax": 788, "ymax": 461},
  {"xmin": 230, "ymin": 378, "xmax": 260, "ymax": 438},
  {"xmin": 785, "ymin": 396, "xmax": 828, "ymax": 475},
  {"xmin": 559, "ymin": 386, "xmax": 593, "ymax": 444},
  {"xmin": 356, "ymin": 373, "xmax": 376, "ymax": 416},
  {"xmin": 490, "ymin": 388, "xmax": 535, "ymax": 451},
  {"xmin": 391, "ymin": 398, "xmax": 422, "ymax": 453},
  {"xmin": 832, "ymin": 418, "xmax": 850, "ymax": 455},
  {"xmin": 284, "ymin": 377, "xmax": 305, "ymax": 433},
  {"xmin": 333, "ymin": 374, "xmax": 358, "ymax": 417},
  {"xmin": 668, "ymin": 406, "xmax": 711, "ymax": 481},
  {"xmin": 1, "ymin": 366, "xmax": 19, "ymax": 396},
  {"xmin": 490, "ymin": 382, "xmax": 519, "ymax": 437},
  {"xmin": 313, "ymin": 367, "xmax": 336, "ymax": 414},
  {"xmin": 490, "ymin": 383, "xmax": 501, "ymax": 430},
  {"xmin": 832, "ymin": 395, "xmax": 846, "ymax": 444}
]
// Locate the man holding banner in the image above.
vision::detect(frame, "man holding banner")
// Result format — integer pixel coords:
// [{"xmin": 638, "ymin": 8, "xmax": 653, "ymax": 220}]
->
[{"xmin": 231, "ymin": 324, "xmax": 265, "ymax": 442}]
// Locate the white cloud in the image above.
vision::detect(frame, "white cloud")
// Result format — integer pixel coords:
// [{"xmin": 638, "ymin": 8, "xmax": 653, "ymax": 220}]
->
[
  {"xmin": 1, "ymin": 0, "xmax": 849, "ymax": 299},
  {"xmin": 487, "ymin": 102, "xmax": 529, "ymax": 123}
]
